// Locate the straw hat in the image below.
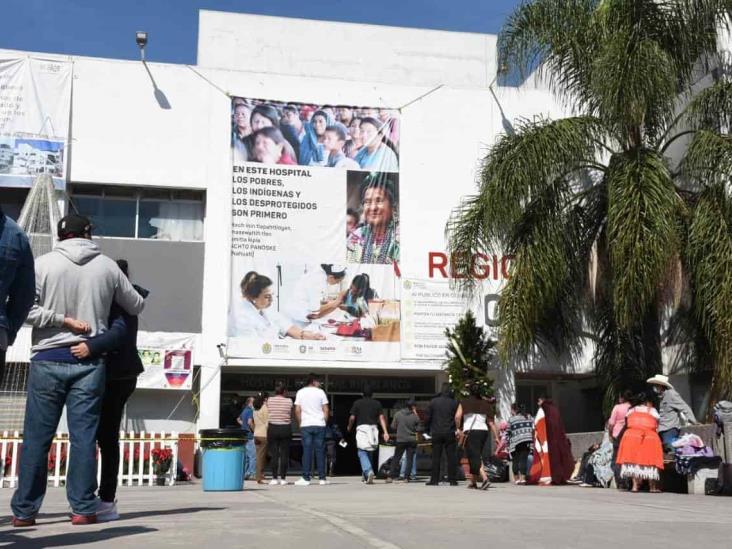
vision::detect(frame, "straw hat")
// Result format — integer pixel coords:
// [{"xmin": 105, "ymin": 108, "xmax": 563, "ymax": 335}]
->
[{"xmin": 646, "ymin": 374, "xmax": 673, "ymax": 389}]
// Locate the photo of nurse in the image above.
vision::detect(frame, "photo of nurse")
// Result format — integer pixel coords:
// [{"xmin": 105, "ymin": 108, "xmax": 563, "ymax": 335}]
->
[{"xmin": 230, "ymin": 271, "xmax": 325, "ymax": 340}]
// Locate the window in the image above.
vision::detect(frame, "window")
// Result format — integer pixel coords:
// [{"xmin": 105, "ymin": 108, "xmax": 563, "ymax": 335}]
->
[
  {"xmin": 0, "ymin": 188, "xmax": 29, "ymax": 220},
  {"xmin": 70, "ymin": 184, "xmax": 205, "ymax": 241}
]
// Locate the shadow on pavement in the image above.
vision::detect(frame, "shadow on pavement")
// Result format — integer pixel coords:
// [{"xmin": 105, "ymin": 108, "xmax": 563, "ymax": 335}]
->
[
  {"xmin": 1, "ymin": 526, "xmax": 156, "ymax": 547},
  {"xmin": 117, "ymin": 506, "xmax": 226, "ymax": 521}
]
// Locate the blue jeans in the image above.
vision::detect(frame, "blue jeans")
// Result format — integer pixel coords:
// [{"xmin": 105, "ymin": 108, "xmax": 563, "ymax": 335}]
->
[
  {"xmin": 301, "ymin": 426, "xmax": 326, "ymax": 481},
  {"xmin": 358, "ymin": 449, "xmax": 374, "ymax": 479},
  {"xmin": 11, "ymin": 360, "xmax": 105, "ymax": 519},
  {"xmin": 400, "ymin": 450, "xmax": 417, "ymax": 479},
  {"xmin": 244, "ymin": 438, "xmax": 256, "ymax": 478}
]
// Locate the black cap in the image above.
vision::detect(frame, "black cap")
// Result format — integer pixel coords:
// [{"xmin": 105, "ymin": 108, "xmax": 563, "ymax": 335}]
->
[{"xmin": 57, "ymin": 214, "xmax": 92, "ymax": 239}]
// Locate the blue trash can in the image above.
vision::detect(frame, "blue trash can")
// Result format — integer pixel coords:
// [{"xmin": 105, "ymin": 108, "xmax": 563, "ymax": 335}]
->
[{"xmin": 199, "ymin": 428, "xmax": 247, "ymax": 491}]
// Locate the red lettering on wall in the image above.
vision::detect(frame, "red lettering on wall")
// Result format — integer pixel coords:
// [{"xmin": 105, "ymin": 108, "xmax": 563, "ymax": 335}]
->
[
  {"xmin": 427, "ymin": 251, "xmax": 512, "ymax": 280},
  {"xmin": 428, "ymin": 252, "xmax": 449, "ymax": 278}
]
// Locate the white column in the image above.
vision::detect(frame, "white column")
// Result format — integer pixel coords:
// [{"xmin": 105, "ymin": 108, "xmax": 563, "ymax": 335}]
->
[
  {"xmin": 495, "ymin": 363, "xmax": 516, "ymax": 420},
  {"xmin": 198, "ymin": 361, "xmax": 222, "ymax": 429}
]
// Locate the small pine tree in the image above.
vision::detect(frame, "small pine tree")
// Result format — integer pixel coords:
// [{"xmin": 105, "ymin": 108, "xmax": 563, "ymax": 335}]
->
[{"xmin": 444, "ymin": 311, "xmax": 496, "ymax": 398}]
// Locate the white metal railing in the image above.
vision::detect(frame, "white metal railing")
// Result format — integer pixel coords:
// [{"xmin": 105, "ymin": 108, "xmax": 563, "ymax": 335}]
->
[{"xmin": 0, "ymin": 430, "xmax": 178, "ymax": 489}]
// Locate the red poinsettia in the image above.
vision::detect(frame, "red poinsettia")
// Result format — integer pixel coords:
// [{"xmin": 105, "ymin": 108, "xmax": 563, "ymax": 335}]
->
[{"xmin": 151, "ymin": 448, "xmax": 173, "ymax": 475}]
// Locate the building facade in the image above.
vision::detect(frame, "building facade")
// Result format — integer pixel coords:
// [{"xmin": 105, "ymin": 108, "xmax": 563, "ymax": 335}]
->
[{"xmin": 2, "ymin": 11, "xmax": 702, "ymax": 437}]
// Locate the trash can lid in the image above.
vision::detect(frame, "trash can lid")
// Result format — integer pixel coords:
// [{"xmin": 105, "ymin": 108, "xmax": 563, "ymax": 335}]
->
[{"xmin": 199, "ymin": 428, "xmax": 248, "ymax": 440}]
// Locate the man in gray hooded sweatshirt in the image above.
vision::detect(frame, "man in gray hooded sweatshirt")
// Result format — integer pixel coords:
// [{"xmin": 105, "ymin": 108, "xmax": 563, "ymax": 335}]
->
[{"xmin": 11, "ymin": 214, "xmax": 144, "ymax": 527}]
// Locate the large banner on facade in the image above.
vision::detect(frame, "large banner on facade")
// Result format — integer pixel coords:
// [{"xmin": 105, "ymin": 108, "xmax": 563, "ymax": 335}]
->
[
  {"xmin": 0, "ymin": 57, "xmax": 72, "ymax": 189},
  {"xmin": 227, "ymin": 98, "xmax": 401, "ymax": 362}
]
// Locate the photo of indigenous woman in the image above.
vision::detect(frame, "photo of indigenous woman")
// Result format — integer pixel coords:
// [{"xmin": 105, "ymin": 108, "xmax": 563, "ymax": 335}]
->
[{"xmin": 346, "ymin": 172, "xmax": 399, "ymax": 265}]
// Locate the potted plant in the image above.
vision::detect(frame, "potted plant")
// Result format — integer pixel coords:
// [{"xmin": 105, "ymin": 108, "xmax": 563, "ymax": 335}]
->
[
  {"xmin": 444, "ymin": 311, "xmax": 496, "ymax": 480},
  {"xmin": 151, "ymin": 448, "xmax": 173, "ymax": 486}
]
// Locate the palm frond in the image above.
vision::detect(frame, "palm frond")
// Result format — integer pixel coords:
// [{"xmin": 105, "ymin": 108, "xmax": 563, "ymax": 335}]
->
[
  {"xmin": 680, "ymin": 79, "xmax": 732, "ymax": 133},
  {"xmin": 686, "ymin": 184, "xmax": 732, "ymax": 396},
  {"xmin": 606, "ymin": 149, "xmax": 684, "ymax": 330},
  {"xmin": 497, "ymin": 0, "xmax": 600, "ymax": 108},
  {"xmin": 682, "ymin": 130, "xmax": 732, "ymax": 188}
]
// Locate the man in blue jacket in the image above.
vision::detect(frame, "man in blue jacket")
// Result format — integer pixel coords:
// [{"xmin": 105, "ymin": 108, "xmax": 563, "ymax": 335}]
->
[
  {"xmin": 0, "ymin": 206, "xmax": 35, "ymax": 384},
  {"xmin": 69, "ymin": 259, "xmax": 148, "ymax": 522}
]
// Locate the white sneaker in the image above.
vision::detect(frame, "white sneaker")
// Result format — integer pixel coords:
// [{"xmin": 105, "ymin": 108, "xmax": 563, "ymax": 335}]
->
[
  {"xmin": 279, "ymin": 479, "xmax": 288, "ymax": 486},
  {"xmin": 96, "ymin": 499, "xmax": 119, "ymax": 522},
  {"xmin": 319, "ymin": 480, "xmax": 330, "ymax": 486},
  {"xmin": 366, "ymin": 472, "xmax": 375, "ymax": 485},
  {"xmin": 294, "ymin": 478, "xmax": 310, "ymax": 486},
  {"xmin": 269, "ymin": 479, "xmax": 279, "ymax": 486}
]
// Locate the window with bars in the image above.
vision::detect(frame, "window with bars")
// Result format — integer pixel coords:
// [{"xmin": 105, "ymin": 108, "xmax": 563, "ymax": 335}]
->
[{"xmin": 69, "ymin": 184, "xmax": 205, "ymax": 241}]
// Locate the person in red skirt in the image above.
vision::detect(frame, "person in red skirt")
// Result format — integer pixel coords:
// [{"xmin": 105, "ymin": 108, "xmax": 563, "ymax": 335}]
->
[{"xmin": 616, "ymin": 393, "xmax": 664, "ymax": 493}]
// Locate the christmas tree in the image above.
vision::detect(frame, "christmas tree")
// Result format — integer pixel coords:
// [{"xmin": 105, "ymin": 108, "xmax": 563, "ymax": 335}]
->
[{"xmin": 444, "ymin": 311, "xmax": 496, "ymax": 398}]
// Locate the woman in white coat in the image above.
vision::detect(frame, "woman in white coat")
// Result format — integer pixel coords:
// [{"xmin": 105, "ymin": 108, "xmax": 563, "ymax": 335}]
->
[{"xmin": 232, "ymin": 272, "xmax": 325, "ymax": 340}]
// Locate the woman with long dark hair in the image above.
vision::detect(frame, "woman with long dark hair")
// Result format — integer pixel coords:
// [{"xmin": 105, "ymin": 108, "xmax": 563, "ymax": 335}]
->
[
  {"xmin": 616, "ymin": 392, "xmax": 664, "ymax": 493},
  {"xmin": 340, "ymin": 273, "xmax": 378, "ymax": 317}
]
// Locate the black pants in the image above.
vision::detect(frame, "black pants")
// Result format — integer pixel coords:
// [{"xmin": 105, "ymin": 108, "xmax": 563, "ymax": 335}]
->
[
  {"xmin": 389, "ymin": 441, "xmax": 417, "ymax": 479},
  {"xmin": 465, "ymin": 431, "xmax": 489, "ymax": 476},
  {"xmin": 511, "ymin": 442, "xmax": 531, "ymax": 476},
  {"xmin": 430, "ymin": 432, "xmax": 457, "ymax": 483},
  {"xmin": 325, "ymin": 440, "xmax": 337, "ymax": 475},
  {"xmin": 97, "ymin": 377, "xmax": 137, "ymax": 502},
  {"xmin": 0, "ymin": 349, "xmax": 5, "ymax": 386},
  {"xmin": 267, "ymin": 424, "xmax": 291, "ymax": 479}
]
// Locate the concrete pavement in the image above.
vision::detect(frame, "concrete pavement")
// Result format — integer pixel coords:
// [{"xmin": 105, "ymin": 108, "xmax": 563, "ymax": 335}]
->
[{"xmin": 1, "ymin": 477, "xmax": 731, "ymax": 548}]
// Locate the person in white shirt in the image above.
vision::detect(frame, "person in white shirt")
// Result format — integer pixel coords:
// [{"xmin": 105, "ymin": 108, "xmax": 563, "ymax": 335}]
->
[
  {"xmin": 230, "ymin": 272, "xmax": 324, "ymax": 341},
  {"xmin": 294, "ymin": 373, "xmax": 330, "ymax": 486}
]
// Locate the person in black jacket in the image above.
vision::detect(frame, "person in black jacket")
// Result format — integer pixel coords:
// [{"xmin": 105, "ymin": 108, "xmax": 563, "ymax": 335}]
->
[
  {"xmin": 424, "ymin": 383, "xmax": 459, "ymax": 486},
  {"xmin": 69, "ymin": 259, "xmax": 148, "ymax": 521}
]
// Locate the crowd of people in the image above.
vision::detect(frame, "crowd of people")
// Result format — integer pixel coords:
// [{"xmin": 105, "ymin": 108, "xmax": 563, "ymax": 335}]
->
[
  {"xmin": 0, "ymin": 204, "xmax": 720, "ymax": 530},
  {"xmin": 232, "ymin": 99, "xmax": 400, "ymax": 172},
  {"xmin": 0, "ymin": 210, "xmax": 149, "ymax": 526},
  {"xmin": 229, "ymin": 374, "xmax": 706, "ymax": 496}
]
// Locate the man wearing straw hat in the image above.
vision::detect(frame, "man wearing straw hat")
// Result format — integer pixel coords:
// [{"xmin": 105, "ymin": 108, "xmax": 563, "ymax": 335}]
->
[{"xmin": 647, "ymin": 374, "xmax": 698, "ymax": 451}]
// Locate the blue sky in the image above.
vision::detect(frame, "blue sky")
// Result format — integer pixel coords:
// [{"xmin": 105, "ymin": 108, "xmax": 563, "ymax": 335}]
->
[{"xmin": 0, "ymin": 0, "xmax": 522, "ymax": 64}]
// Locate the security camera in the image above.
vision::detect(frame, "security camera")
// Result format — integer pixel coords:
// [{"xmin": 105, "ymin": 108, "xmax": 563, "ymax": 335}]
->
[{"xmin": 136, "ymin": 31, "xmax": 148, "ymax": 49}]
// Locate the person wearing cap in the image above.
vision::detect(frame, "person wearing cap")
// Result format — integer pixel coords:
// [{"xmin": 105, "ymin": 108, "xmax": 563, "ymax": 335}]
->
[
  {"xmin": 65, "ymin": 259, "xmax": 149, "ymax": 521},
  {"xmin": 646, "ymin": 374, "xmax": 698, "ymax": 450},
  {"xmin": 0, "ymin": 205, "xmax": 35, "ymax": 385},
  {"xmin": 10, "ymin": 215, "xmax": 144, "ymax": 527},
  {"xmin": 386, "ymin": 398, "xmax": 421, "ymax": 483}
]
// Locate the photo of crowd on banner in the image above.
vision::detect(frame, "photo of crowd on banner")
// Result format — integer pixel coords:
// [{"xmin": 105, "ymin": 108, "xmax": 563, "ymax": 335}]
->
[
  {"xmin": 228, "ymin": 263, "xmax": 400, "ymax": 343},
  {"xmin": 231, "ymin": 98, "xmax": 400, "ymax": 172}
]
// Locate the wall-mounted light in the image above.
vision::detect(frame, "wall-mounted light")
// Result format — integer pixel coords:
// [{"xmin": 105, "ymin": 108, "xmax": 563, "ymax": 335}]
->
[{"xmin": 136, "ymin": 31, "xmax": 148, "ymax": 61}]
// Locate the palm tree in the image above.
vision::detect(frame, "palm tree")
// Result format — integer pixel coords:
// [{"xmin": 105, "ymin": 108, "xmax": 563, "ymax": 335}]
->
[{"xmin": 447, "ymin": 0, "xmax": 732, "ymax": 407}]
